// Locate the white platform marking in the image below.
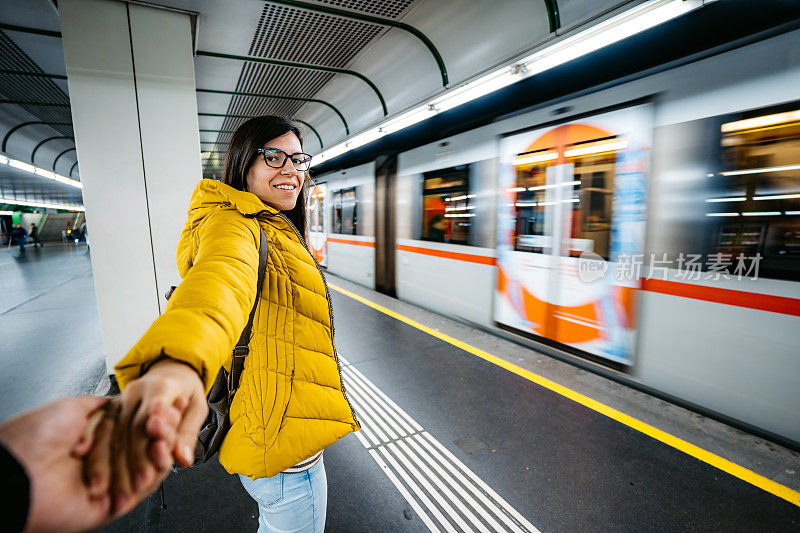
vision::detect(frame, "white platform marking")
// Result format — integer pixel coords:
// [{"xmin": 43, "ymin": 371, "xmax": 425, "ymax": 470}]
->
[{"xmin": 340, "ymin": 356, "xmax": 541, "ymax": 533}]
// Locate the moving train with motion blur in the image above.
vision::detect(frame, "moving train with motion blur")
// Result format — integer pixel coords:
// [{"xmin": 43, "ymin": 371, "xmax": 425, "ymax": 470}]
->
[{"xmin": 307, "ymin": 29, "xmax": 800, "ymax": 447}]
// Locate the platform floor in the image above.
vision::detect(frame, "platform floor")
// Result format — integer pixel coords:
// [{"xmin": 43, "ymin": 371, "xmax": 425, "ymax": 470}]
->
[
  {"xmin": 1, "ymin": 243, "xmax": 105, "ymax": 421},
  {"xmin": 2, "ymin": 245, "xmax": 799, "ymax": 531}
]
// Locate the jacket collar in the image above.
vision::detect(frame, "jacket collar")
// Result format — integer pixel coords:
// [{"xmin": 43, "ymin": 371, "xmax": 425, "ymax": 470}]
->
[{"xmin": 192, "ymin": 179, "xmax": 279, "ymax": 217}]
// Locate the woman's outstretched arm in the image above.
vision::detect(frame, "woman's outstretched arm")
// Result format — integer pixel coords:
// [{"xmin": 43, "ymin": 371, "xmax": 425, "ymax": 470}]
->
[
  {"xmin": 116, "ymin": 210, "xmax": 262, "ymax": 393},
  {"xmin": 89, "ymin": 210, "xmax": 262, "ymax": 513}
]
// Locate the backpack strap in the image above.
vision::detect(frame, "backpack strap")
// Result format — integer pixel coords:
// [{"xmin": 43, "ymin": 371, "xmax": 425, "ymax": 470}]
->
[{"xmin": 228, "ymin": 228, "xmax": 268, "ymax": 393}]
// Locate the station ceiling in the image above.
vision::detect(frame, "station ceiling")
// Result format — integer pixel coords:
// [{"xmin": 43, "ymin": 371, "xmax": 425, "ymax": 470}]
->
[{"xmin": 0, "ymin": 0, "xmax": 799, "ymax": 209}]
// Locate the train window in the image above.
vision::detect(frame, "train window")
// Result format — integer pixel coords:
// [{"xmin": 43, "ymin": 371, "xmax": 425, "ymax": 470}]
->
[
  {"xmin": 308, "ymin": 186, "xmax": 324, "ymax": 233},
  {"xmin": 511, "ymin": 137, "xmax": 621, "ymax": 259},
  {"xmin": 566, "ymin": 137, "xmax": 620, "ymax": 259},
  {"xmin": 707, "ymin": 105, "xmax": 800, "ymax": 280},
  {"xmin": 332, "ymin": 187, "xmax": 357, "ymax": 235},
  {"xmin": 421, "ymin": 166, "xmax": 471, "ymax": 244},
  {"xmin": 511, "ymin": 149, "xmax": 551, "ymax": 253}
]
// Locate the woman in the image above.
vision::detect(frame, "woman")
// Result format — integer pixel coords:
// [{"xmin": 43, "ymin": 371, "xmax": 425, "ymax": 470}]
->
[{"xmin": 86, "ymin": 116, "xmax": 359, "ymax": 532}]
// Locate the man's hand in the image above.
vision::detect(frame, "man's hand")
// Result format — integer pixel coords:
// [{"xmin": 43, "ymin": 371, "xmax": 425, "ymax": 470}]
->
[{"xmin": 0, "ymin": 396, "xmax": 113, "ymax": 533}]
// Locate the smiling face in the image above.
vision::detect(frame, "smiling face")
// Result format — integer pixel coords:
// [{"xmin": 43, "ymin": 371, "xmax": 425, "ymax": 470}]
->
[{"xmin": 245, "ymin": 131, "xmax": 305, "ymax": 211}]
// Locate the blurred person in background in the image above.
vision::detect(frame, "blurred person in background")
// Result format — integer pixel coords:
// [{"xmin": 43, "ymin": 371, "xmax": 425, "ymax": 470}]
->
[
  {"xmin": 427, "ymin": 214, "xmax": 449, "ymax": 242},
  {"xmin": 29, "ymin": 223, "xmax": 42, "ymax": 248},
  {"xmin": 11, "ymin": 223, "xmax": 27, "ymax": 253}
]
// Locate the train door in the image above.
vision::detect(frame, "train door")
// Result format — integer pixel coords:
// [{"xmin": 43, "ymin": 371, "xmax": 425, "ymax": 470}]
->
[
  {"xmin": 375, "ymin": 155, "xmax": 397, "ymax": 296},
  {"xmin": 494, "ymin": 104, "xmax": 652, "ymax": 364},
  {"xmin": 308, "ymin": 183, "xmax": 327, "ymax": 266}
]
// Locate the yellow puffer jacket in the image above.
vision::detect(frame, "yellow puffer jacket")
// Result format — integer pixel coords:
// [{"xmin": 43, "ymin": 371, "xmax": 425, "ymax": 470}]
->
[{"xmin": 115, "ymin": 179, "xmax": 359, "ymax": 479}]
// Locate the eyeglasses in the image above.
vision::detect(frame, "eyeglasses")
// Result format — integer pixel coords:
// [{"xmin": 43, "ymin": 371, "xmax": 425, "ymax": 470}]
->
[{"xmin": 257, "ymin": 148, "xmax": 312, "ymax": 172}]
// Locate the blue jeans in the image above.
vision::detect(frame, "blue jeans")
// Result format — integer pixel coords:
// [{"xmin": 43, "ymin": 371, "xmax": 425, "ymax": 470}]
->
[{"xmin": 239, "ymin": 458, "xmax": 327, "ymax": 533}]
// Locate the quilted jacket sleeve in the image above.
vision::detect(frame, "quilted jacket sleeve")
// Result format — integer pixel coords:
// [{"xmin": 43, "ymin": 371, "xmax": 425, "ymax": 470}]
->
[{"xmin": 115, "ymin": 210, "xmax": 261, "ymax": 394}]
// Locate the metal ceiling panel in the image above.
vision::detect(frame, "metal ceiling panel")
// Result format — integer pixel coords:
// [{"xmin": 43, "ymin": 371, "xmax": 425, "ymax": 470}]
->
[
  {"xmin": 0, "ymin": 30, "xmax": 73, "ymax": 145},
  {"xmin": 558, "ymin": 0, "xmax": 640, "ymax": 31},
  {"xmin": 203, "ymin": 0, "xmax": 421, "ymax": 174},
  {"xmin": 312, "ymin": 0, "xmax": 418, "ymax": 19},
  {"xmin": 249, "ymin": 4, "xmax": 383, "ymax": 66}
]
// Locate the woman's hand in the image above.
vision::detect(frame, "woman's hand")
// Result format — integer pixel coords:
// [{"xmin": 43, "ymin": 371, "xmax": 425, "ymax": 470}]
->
[{"xmin": 84, "ymin": 358, "xmax": 208, "ymax": 515}]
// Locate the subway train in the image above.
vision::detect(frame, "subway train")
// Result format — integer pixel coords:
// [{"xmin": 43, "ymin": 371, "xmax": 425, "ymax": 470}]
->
[{"xmin": 308, "ymin": 30, "xmax": 800, "ymax": 447}]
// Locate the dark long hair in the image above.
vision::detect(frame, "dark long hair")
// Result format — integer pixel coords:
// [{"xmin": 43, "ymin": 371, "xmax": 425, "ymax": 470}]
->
[{"xmin": 222, "ymin": 115, "xmax": 309, "ymax": 236}]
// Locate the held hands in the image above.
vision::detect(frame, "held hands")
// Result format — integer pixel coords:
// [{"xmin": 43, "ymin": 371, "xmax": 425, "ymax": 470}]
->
[
  {"xmin": 0, "ymin": 396, "xmax": 114, "ymax": 533},
  {"xmin": 0, "ymin": 359, "xmax": 207, "ymax": 532},
  {"xmin": 83, "ymin": 358, "xmax": 209, "ymax": 516},
  {"xmin": 0, "ymin": 395, "xmax": 181, "ymax": 533}
]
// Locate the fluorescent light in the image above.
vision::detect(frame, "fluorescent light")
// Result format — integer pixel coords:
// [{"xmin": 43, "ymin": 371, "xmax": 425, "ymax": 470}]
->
[
  {"xmin": 721, "ymin": 110, "xmax": 800, "ymax": 133},
  {"xmin": 445, "ymin": 194, "xmax": 475, "ymax": 202},
  {"xmin": 432, "ymin": 69, "xmax": 519, "ymax": 113},
  {"xmin": 445, "ymin": 205, "xmax": 475, "ymax": 211},
  {"xmin": 507, "ymin": 187, "xmax": 526, "ymax": 193},
  {"xmin": 720, "ymin": 164, "xmax": 800, "ymax": 176},
  {"xmin": 9, "ymin": 160, "xmax": 36, "ymax": 173},
  {"xmin": 753, "ymin": 193, "xmax": 800, "ymax": 201},
  {"xmin": 309, "ymin": 0, "xmax": 701, "ymax": 167},
  {"xmin": 0, "ymin": 210, "xmax": 15, "ymax": 215},
  {"xmin": 34, "ymin": 168, "xmax": 56, "ymax": 180},
  {"xmin": 518, "ymin": 0, "xmax": 702, "ymax": 80},
  {"xmin": 742, "ymin": 211, "xmax": 781, "ymax": 216},
  {"xmin": 0, "ymin": 197, "xmax": 85, "ymax": 211},
  {"xmin": 0, "ymin": 154, "xmax": 83, "ymax": 189},
  {"xmin": 564, "ymin": 139, "xmax": 628, "ymax": 157},
  {"xmin": 528, "ymin": 180, "xmax": 580, "ymax": 191},
  {"xmin": 512, "ymin": 151, "xmax": 558, "ymax": 166},
  {"xmin": 312, "ymin": 108, "xmax": 436, "ymax": 166},
  {"xmin": 344, "ymin": 128, "xmax": 385, "ymax": 151},
  {"xmin": 381, "ymin": 107, "xmax": 433, "ymax": 135},
  {"xmin": 515, "ymin": 202, "xmax": 537, "ymax": 207},
  {"xmin": 786, "ymin": 211, "xmax": 800, "ymax": 215},
  {"xmin": 706, "ymin": 212, "xmax": 739, "ymax": 217},
  {"xmin": 444, "ymin": 213, "xmax": 475, "ymax": 218},
  {"xmin": 706, "ymin": 197, "xmax": 746, "ymax": 203}
]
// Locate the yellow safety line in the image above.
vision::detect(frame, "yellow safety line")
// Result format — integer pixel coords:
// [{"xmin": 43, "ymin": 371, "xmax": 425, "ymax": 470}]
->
[{"xmin": 329, "ymin": 283, "xmax": 800, "ymax": 508}]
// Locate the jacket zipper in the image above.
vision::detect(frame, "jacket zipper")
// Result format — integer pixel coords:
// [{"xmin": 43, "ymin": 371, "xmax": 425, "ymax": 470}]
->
[
  {"xmin": 280, "ymin": 370, "xmax": 294, "ymax": 425},
  {"xmin": 253, "ymin": 210, "xmax": 360, "ymax": 431}
]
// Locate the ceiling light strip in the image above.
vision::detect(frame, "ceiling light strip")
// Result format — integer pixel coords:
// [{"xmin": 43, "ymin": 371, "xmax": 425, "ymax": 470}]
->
[
  {"xmin": 564, "ymin": 140, "xmax": 628, "ymax": 157},
  {"xmin": 706, "ymin": 197, "xmax": 746, "ymax": 203},
  {"xmin": 0, "ymin": 197, "xmax": 84, "ymax": 211},
  {"xmin": 753, "ymin": 193, "xmax": 800, "ymax": 201},
  {"xmin": 720, "ymin": 164, "xmax": 800, "ymax": 176},
  {"xmin": 512, "ymin": 152, "xmax": 558, "ymax": 166},
  {"xmin": 0, "ymin": 154, "xmax": 82, "ymax": 189},
  {"xmin": 721, "ymin": 110, "xmax": 800, "ymax": 133}
]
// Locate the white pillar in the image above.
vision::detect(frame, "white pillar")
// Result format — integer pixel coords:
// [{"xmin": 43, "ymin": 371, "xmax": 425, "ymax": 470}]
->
[{"xmin": 59, "ymin": 0, "xmax": 202, "ymax": 371}]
